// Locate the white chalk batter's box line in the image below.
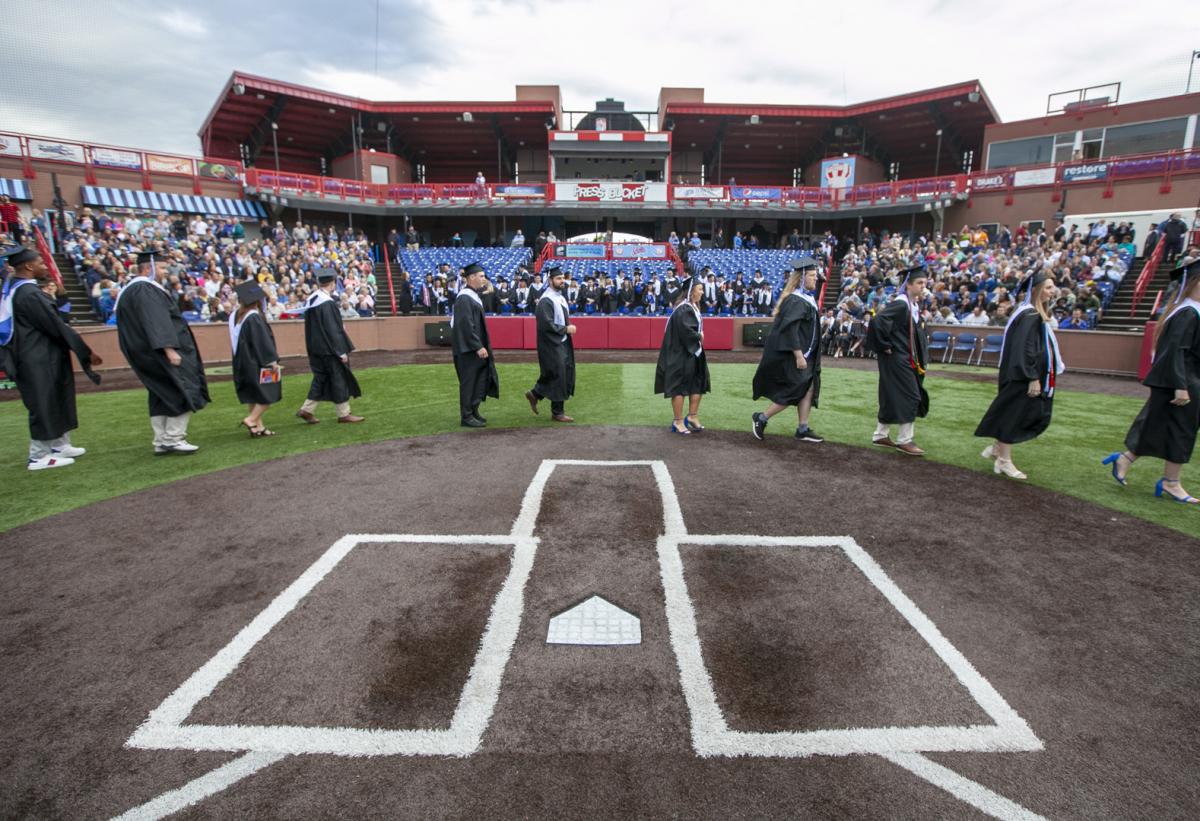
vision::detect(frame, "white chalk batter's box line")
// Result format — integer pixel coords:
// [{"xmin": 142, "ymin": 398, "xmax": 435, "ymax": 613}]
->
[{"xmin": 118, "ymin": 460, "xmax": 1046, "ymax": 821}]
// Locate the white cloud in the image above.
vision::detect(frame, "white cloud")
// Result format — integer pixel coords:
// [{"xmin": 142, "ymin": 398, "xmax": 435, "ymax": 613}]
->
[{"xmin": 157, "ymin": 9, "xmax": 208, "ymax": 38}]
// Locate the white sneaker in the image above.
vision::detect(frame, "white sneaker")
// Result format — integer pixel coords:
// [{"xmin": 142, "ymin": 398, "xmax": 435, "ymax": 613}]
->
[
  {"xmin": 994, "ymin": 458, "xmax": 1026, "ymax": 480},
  {"xmin": 28, "ymin": 455, "xmax": 75, "ymax": 471},
  {"xmin": 52, "ymin": 445, "xmax": 86, "ymax": 458},
  {"xmin": 155, "ymin": 441, "xmax": 200, "ymax": 455},
  {"xmin": 981, "ymin": 444, "xmax": 995, "ymax": 460}
]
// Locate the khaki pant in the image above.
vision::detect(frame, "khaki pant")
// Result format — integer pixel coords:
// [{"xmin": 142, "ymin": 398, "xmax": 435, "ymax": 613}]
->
[
  {"xmin": 151, "ymin": 413, "xmax": 192, "ymax": 446},
  {"xmin": 299, "ymin": 398, "xmax": 351, "ymax": 418},
  {"xmin": 874, "ymin": 421, "xmax": 915, "ymax": 445}
]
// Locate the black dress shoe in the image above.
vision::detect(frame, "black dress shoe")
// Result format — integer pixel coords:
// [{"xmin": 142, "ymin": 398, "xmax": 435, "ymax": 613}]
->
[
  {"xmin": 461, "ymin": 417, "xmax": 486, "ymax": 428},
  {"xmin": 473, "ymin": 412, "xmax": 487, "ymax": 423}
]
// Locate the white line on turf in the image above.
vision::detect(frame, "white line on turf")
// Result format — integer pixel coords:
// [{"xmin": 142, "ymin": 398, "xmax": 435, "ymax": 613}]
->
[
  {"xmin": 110, "ymin": 751, "xmax": 285, "ymax": 821},
  {"xmin": 883, "ymin": 752, "xmax": 1047, "ymax": 821}
]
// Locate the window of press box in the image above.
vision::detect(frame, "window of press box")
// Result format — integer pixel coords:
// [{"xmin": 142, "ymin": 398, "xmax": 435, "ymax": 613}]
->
[
  {"xmin": 1079, "ymin": 128, "xmax": 1104, "ymax": 160},
  {"xmin": 1102, "ymin": 118, "xmax": 1188, "ymax": 158},
  {"xmin": 985, "ymin": 136, "xmax": 1054, "ymax": 170},
  {"xmin": 1052, "ymin": 132, "xmax": 1077, "ymax": 164}
]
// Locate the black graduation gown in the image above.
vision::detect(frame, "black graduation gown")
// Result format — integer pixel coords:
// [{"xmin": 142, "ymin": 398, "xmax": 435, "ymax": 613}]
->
[
  {"xmin": 974, "ymin": 310, "xmax": 1055, "ymax": 444},
  {"xmin": 1125, "ymin": 306, "xmax": 1200, "ymax": 463},
  {"xmin": 533, "ymin": 294, "xmax": 576, "ymax": 402},
  {"xmin": 751, "ymin": 292, "xmax": 821, "ymax": 407},
  {"xmin": 655, "ymin": 304, "xmax": 711, "ymax": 397},
  {"xmin": 5, "ymin": 282, "xmax": 100, "ymax": 440},
  {"xmin": 872, "ymin": 298, "xmax": 929, "ymax": 424},
  {"xmin": 451, "ymin": 292, "xmax": 500, "ymax": 415},
  {"xmin": 232, "ymin": 311, "xmax": 282, "ymax": 406},
  {"xmin": 304, "ymin": 296, "xmax": 361, "ymax": 403},
  {"xmin": 115, "ymin": 280, "xmax": 210, "ymax": 417}
]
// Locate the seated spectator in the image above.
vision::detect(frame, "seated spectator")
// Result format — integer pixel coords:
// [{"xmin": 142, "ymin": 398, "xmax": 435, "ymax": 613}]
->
[
  {"xmin": 1060, "ymin": 307, "xmax": 1090, "ymax": 330},
  {"xmin": 961, "ymin": 305, "xmax": 989, "ymax": 326}
]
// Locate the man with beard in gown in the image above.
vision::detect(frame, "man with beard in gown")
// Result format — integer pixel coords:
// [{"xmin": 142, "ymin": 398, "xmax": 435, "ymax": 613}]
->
[
  {"xmin": 751, "ymin": 257, "xmax": 825, "ymax": 443},
  {"xmin": 868, "ymin": 263, "xmax": 930, "ymax": 456},
  {"xmin": 115, "ymin": 248, "xmax": 209, "ymax": 455},
  {"xmin": 295, "ymin": 268, "xmax": 364, "ymax": 425},
  {"xmin": 975, "ymin": 270, "xmax": 1064, "ymax": 479},
  {"xmin": 524, "ymin": 264, "xmax": 577, "ymax": 422},
  {"xmin": 230, "ymin": 280, "xmax": 282, "ymax": 437},
  {"xmin": 452, "ymin": 262, "xmax": 499, "ymax": 427},
  {"xmin": 1, "ymin": 245, "xmax": 102, "ymax": 470},
  {"xmin": 1104, "ymin": 256, "xmax": 1200, "ymax": 503}
]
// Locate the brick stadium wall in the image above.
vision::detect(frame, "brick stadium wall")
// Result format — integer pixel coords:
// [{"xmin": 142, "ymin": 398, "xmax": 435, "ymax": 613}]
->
[{"xmin": 69, "ymin": 317, "xmax": 1146, "ymax": 376}]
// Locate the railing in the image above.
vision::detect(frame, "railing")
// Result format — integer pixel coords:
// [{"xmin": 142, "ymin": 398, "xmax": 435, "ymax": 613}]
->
[
  {"xmin": 968, "ymin": 147, "xmax": 1200, "ymax": 201},
  {"xmin": 0, "ymin": 130, "xmax": 241, "ymax": 194},
  {"xmin": 1129, "ymin": 237, "xmax": 1167, "ymax": 317},
  {"xmin": 672, "ymin": 175, "xmax": 967, "ymax": 209},
  {"xmin": 381, "ymin": 246, "xmax": 397, "ymax": 316},
  {"xmin": 32, "ymin": 226, "xmax": 64, "ymax": 289}
]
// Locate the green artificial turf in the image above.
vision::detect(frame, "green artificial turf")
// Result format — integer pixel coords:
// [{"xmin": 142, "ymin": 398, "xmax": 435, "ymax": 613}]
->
[{"xmin": 0, "ymin": 362, "xmax": 1193, "ymax": 538}]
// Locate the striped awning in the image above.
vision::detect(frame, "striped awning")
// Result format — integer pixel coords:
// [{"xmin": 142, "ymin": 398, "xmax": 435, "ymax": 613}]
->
[
  {"xmin": 79, "ymin": 185, "xmax": 267, "ymax": 219},
  {"xmin": 0, "ymin": 177, "xmax": 32, "ymax": 200}
]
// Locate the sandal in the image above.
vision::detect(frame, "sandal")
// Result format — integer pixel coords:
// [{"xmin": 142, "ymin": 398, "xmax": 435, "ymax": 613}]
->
[
  {"xmin": 684, "ymin": 416, "xmax": 705, "ymax": 431},
  {"xmin": 250, "ymin": 427, "xmax": 275, "ymax": 438},
  {"xmin": 670, "ymin": 421, "xmax": 691, "ymax": 435},
  {"xmin": 240, "ymin": 419, "xmax": 256, "ymax": 435}
]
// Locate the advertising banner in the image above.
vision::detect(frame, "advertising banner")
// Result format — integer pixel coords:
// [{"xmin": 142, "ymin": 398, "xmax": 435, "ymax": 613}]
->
[
  {"xmin": 0, "ymin": 134, "xmax": 23, "ymax": 157},
  {"xmin": 146, "ymin": 154, "xmax": 194, "ymax": 175},
  {"xmin": 492, "ymin": 184, "xmax": 546, "ymax": 198},
  {"xmin": 564, "ymin": 243, "xmax": 607, "ymax": 258},
  {"xmin": 257, "ymin": 171, "xmax": 319, "ymax": 193},
  {"xmin": 612, "ymin": 243, "xmax": 667, "ymax": 259},
  {"xmin": 1061, "ymin": 163, "xmax": 1108, "ymax": 183},
  {"xmin": 574, "ymin": 182, "xmax": 648, "ymax": 202},
  {"xmin": 388, "ymin": 184, "xmax": 437, "ymax": 199},
  {"xmin": 91, "ymin": 147, "xmax": 142, "ymax": 170},
  {"xmin": 673, "ymin": 185, "xmax": 725, "ymax": 200},
  {"xmin": 441, "ymin": 183, "xmax": 485, "ymax": 198},
  {"xmin": 730, "ymin": 186, "xmax": 782, "ymax": 201},
  {"xmin": 971, "ymin": 173, "xmax": 1010, "ymax": 191},
  {"xmin": 820, "ymin": 157, "xmax": 856, "ymax": 189},
  {"xmin": 197, "ymin": 160, "xmax": 240, "ymax": 181},
  {"xmin": 1012, "ymin": 167, "xmax": 1056, "ymax": 187},
  {"xmin": 27, "ymin": 139, "xmax": 84, "ymax": 163}
]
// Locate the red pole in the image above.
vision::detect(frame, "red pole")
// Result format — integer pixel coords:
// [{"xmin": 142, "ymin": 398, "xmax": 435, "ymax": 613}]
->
[{"xmin": 381, "ymin": 243, "xmax": 398, "ymax": 316}]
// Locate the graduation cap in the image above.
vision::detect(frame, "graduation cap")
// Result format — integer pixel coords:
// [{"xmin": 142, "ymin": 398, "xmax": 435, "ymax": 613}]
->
[
  {"xmin": 463, "ymin": 262, "xmax": 485, "ymax": 276},
  {"xmin": 1013, "ymin": 269, "xmax": 1050, "ymax": 303},
  {"xmin": 1170, "ymin": 255, "xmax": 1200, "ymax": 295},
  {"xmin": 135, "ymin": 249, "xmax": 162, "ymax": 264},
  {"xmin": 235, "ymin": 280, "xmax": 267, "ymax": 306},
  {"xmin": 543, "ymin": 264, "xmax": 564, "ymax": 277},
  {"xmin": 0, "ymin": 246, "xmax": 40, "ymax": 268},
  {"xmin": 674, "ymin": 275, "xmax": 696, "ymax": 305},
  {"xmin": 315, "ymin": 267, "xmax": 338, "ymax": 283},
  {"xmin": 896, "ymin": 263, "xmax": 928, "ymax": 290}
]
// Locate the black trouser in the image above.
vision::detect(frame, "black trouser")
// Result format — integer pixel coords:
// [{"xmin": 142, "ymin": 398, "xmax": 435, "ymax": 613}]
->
[
  {"xmin": 1164, "ymin": 238, "xmax": 1185, "ymax": 262},
  {"xmin": 530, "ymin": 387, "xmax": 564, "ymax": 415}
]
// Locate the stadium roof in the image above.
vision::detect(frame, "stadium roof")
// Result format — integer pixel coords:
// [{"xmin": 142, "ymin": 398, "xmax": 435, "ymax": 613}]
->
[
  {"xmin": 200, "ymin": 72, "xmax": 559, "ymax": 179},
  {"xmin": 659, "ymin": 81, "xmax": 999, "ymax": 182}
]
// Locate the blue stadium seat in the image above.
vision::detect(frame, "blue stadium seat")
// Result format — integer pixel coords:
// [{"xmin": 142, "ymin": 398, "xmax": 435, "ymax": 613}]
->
[
  {"xmin": 399, "ymin": 247, "xmax": 533, "ymax": 282},
  {"xmin": 976, "ymin": 334, "xmax": 1004, "ymax": 366},
  {"xmin": 947, "ymin": 332, "xmax": 978, "ymax": 364},
  {"xmin": 927, "ymin": 330, "xmax": 951, "ymax": 360}
]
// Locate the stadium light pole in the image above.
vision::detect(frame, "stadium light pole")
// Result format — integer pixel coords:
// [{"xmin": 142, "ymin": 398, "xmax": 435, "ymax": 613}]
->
[
  {"xmin": 1187, "ymin": 50, "xmax": 1200, "ymax": 94},
  {"xmin": 933, "ymin": 128, "xmax": 944, "ymax": 178},
  {"xmin": 270, "ymin": 122, "xmax": 280, "ymax": 178}
]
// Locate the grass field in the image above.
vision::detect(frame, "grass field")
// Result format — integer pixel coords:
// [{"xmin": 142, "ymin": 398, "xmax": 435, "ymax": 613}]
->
[{"xmin": 0, "ymin": 362, "xmax": 1192, "ymax": 537}]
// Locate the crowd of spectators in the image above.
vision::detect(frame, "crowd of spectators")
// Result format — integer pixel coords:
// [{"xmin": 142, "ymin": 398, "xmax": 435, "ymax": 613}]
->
[{"xmin": 56, "ymin": 210, "xmax": 380, "ymax": 324}]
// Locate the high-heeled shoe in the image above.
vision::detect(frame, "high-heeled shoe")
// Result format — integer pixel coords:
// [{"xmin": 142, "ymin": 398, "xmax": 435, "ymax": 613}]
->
[
  {"xmin": 1155, "ymin": 478, "xmax": 1200, "ymax": 504},
  {"xmin": 981, "ymin": 443, "xmax": 995, "ymax": 460},
  {"xmin": 684, "ymin": 416, "xmax": 705, "ymax": 431},
  {"xmin": 1101, "ymin": 452, "xmax": 1127, "ymax": 486},
  {"xmin": 994, "ymin": 457, "xmax": 1026, "ymax": 480},
  {"xmin": 670, "ymin": 421, "xmax": 691, "ymax": 435}
]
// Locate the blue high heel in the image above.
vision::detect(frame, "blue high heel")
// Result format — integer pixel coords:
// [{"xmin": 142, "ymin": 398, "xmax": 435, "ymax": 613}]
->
[
  {"xmin": 1102, "ymin": 452, "xmax": 1127, "ymax": 486},
  {"xmin": 684, "ymin": 416, "xmax": 705, "ymax": 431},
  {"xmin": 670, "ymin": 421, "xmax": 691, "ymax": 435},
  {"xmin": 1155, "ymin": 478, "xmax": 1200, "ymax": 504}
]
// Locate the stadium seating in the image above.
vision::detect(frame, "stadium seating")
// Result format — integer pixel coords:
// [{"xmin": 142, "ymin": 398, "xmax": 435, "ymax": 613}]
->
[
  {"xmin": 554, "ymin": 259, "xmax": 675, "ymax": 282},
  {"xmin": 687, "ymin": 249, "xmax": 804, "ymax": 289},
  {"xmin": 398, "ymin": 247, "xmax": 532, "ymax": 280}
]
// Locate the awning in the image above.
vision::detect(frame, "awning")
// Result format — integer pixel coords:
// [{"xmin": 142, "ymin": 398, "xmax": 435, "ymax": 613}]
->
[
  {"xmin": 0, "ymin": 177, "xmax": 32, "ymax": 200},
  {"xmin": 79, "ymin": 185, "xmax": 268, "ymax": 219}
]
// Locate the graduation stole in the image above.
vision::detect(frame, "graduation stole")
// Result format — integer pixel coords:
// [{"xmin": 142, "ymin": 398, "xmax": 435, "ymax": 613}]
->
[
  {"xmin": 111, "ymin": 275, "xmax": 170, "ymax": 315},
  {"xmin": 305, "ymin": 289, "xmax": 334, "ymax": 311},
  {"xmin": 899, "ymin": 295, "xmax": 926, "ymax": 375},
  {"xmin": 229, "ymin": 307, "xmax": 260, "ymax": 355},
  {"xmin": 450, "ymin": 286, "xmax": 482, "ymax": 328},
  {"xmin": 794, "ymin": 291, "xmax": 820, "ymax": 357}
]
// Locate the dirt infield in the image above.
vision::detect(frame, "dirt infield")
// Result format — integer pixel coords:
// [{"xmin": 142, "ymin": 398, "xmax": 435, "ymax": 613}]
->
[{"xmin": 1, "ymin": 427, "xmax": 1197, "ymax": 819}]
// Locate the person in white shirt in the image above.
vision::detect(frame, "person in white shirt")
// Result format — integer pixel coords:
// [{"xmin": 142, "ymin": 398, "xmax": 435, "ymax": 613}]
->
[
  {"xmin": 962, "ymin": 305, "xmax": 990, "ymax": 326},
  {"xmin": 511, "ymin": 230, "xmax": 525, "ymax": 248}
]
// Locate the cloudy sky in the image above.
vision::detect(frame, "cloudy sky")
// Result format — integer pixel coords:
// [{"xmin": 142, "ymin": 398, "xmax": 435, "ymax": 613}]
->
[{"xmin": 2, "ymin": 0, "xmax": 1197, "ymax": 156}]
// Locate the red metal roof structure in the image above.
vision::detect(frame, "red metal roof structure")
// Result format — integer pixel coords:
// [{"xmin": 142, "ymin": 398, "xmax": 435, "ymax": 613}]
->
[
  {"xmin": 660, "ymin": 81, "xmax": 999, "ymax": 184},
  {"xmin": 200, "ymin": 72, "xmax": 558, "ymax": 181}
]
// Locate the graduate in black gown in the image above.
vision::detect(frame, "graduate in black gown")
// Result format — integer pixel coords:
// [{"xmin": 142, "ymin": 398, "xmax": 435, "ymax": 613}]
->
[
  {"xmin": 655, "ymin": 276, "xmax": 710, "ymax": 434},
  {"xmin": 750, "ymin": 257, "xmax": 825, "ymax": 443},
  {"xmin": 115, "ymin": 248, "xmax": 210, "ymax": 455},
  {"xmin": 295, "ymin": 268, "xmax": 363, "ymax": 425},
  {"xmin": 524, "ymin": 264, "xmax": 577, "ymax": 422},
  {"xmin": 975, "ymin": 270, "xmax": 1064, "ymax": 479},
  {"xmin": 230, "ymin": 281, "xmax": 282, "ymax": 437},
  {"xmin": 868, "ymin": 264, "xmax": 930, "ymax": 456},
  {"xmin": 1104, "ymin": 256, "xmax": 1200, "ymax": 503},
  {"xmin": 1, "ymin": 246, "xmax": 101, "ymax": 470},
  {"xmin": 452, "ymin": 262, "xmax": 500, "ymax": 427}
]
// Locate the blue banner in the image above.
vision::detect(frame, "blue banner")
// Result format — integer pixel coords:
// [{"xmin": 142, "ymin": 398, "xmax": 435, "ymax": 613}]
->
[
  {"xmin": 1062, "ymin": 163, "xmax": 1108, "ymax": 183},
  {"xmin": 730, "ymin": 186, "xmax": 782, "ymax": 201},
  {"xmin": 492, "ymin": 184, "xmax": 545, "ymax": 198},
  {"xmin": 563, "ymin": 243, "xmax": 607, "ymax": 259}
]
